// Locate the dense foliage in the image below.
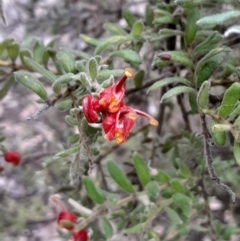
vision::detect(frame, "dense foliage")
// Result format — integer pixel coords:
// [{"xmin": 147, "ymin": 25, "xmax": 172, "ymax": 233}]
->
[{"xmin": 2, "ymin": 0, "xmax": 240, "ymax": 240}]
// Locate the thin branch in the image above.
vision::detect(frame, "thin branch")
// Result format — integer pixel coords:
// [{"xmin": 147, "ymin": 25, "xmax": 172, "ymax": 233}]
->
[
  {"xmin": 177, "ymin": 95, "xmax": 191, "ymax": 132},
  {"xmin": 198, "ymin": 174, "xmax": 215, "ymax": 241},
  {"xmin": 200, "ymin": 113, "xmax": 235, "ymax": 202}
]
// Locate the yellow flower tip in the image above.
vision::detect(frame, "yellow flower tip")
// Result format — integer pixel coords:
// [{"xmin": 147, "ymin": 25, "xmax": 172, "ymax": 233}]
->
[
  {"xmin": 99, "ymin": 98, "xmax": 105, "ymax": 106},
  {"xmin": 115, "ymin": 131, "xmax": 124, "ymax": 145},
  {"xmin": 149, "ymin": 119, "xmax": 159, "ymax": 126},
  {"xmin": 127, "ymin": 112, "xmax": 138, "ymax": 120},
  {"xmin": 124, "ymin": 68, "xmax": 134, "ymax": 78}
]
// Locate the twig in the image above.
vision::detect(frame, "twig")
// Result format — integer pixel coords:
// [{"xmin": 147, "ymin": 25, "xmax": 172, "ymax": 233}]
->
[
  {"xmin": 0, "ymin": 0, "xmax": 7, "ymax": 25},
  {"xmin": 177, "ymin": 95, "xmax": 191, "ymax": 132},
  {"xmin": 27, "ymin": 103, "xmax": 51, "ymax": 120},
  {"xmin": 198, "ymin": 174, "xmax": 215, "ymax": 241},
  {"xmin": 200, "ymin": 113, "xmax": 235, "ymax": 202},
  {"xmin": 69, "ymin": 89, "xmax": 94, "ymax": 174}
]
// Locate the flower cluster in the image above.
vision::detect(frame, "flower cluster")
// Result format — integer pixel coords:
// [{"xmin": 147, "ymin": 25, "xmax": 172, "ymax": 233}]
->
[
  {"xmin": 57, "ymin": 210, "xmax": 88, "ymax": 241},
  {"xmin": 0, "ymin": 150, "xmax": 21, "ymax": 172},
  {"xmin": 82, "ymin": 68, "xmax": 158, "ymax": 144},
  {"xmin": 52, "ymin": 195, "xmax": 88, "ymax": 241}
]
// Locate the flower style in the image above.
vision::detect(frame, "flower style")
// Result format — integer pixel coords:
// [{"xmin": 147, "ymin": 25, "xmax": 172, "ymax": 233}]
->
[
  {"xmin": 99, "ymin": 68, "xmax": 134, "ymax": 113},
  {"xmin": 82, "ymin": 96, "xmax": 103, "ymax": 123},
  {"xmin": 103, "ymin": 106, "xmax": 159, "ymax": 145},
  {"xmin": 72, "ymin": 229, "xmax": 88, "ymax": 241},
  {"xmin": 4, "ymin": 151, "xmax": 21, "ymax": 166},
  {"xmin": 57, "ymin": 210, "xmax": 77, "ymax": 231}
]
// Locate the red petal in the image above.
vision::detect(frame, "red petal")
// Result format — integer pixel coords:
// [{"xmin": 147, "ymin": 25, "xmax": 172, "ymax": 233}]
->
[
  {"xmin": 82, "ymin": 96, "xmax": 101, "ymax": 123},
  {"xmin": 57, "ymin": 210, "xmax": 77, "ymax": 230},
  {"xmin": 4, "ymin": 151, "xmax": 21, "ymax": 166},
  {"xmin": 72, "ymin": 229, "xmax": 88, "ymax": 241}
]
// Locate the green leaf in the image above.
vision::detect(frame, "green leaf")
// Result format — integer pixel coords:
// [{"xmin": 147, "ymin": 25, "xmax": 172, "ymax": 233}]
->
[
  {"xmin": 80, "ymin": 34, "xmax": 102, "ymax": 47},
  {"xmin": 218, "ymin": 83, "xmax": 240, "ymax": 118},
  {"xmin": 197, "ymin": 81, "xmax": 210, "ymax": 109},
  {"xmin": 155, "ymin": 171, "xmax": 170, "ymax": 183},
  {"xmin": 175, "ymin": 0, "xmax": 206, "ymax": 7},
  {"xmin": 133, "ymin": 70, "xmax": 144, "ymax": 88},
  {"xmin": 156, "ymin": 51, "xmax": 193, "ymax": 69},
  {"xmin": 0, "ymin": 74, "xmax": 14, "ymax": 100},
  {"xmin": 166, "ymin": 207, "xmax": 183, "ymax": 226},
  {"xmin": 110, "ymin": 49, "xmax": 142, "ymax": 66},
  {"xmin": 234, "ymin": 141, "xmax": 240, "ymax": 165},
  {"xmin": 102, "ymin": 218, "xmax": 113, "ymax": 239},
  {"xmin": 62, "ymin": 48, "xmax": 91, "ymax": 60},
  {"xmin": 56, "ymin": 51, "xmax": 76, "ymax": 73},
  {"xmin": 33, "ymin": 39, "xmax": 45, "ymax": 64},
  {"xmin": 20, "ymin": 49, "xmax": 32, "ymax": 69},
  {"xmin": 171, "ymin": 179, "xmax": 184, "ymax": 193},
  {"xmin": 87, "ymin": 57, "xmax": 98, "ymax": 80},
  {"xmin": 52, "ymin": 73, "xmax": 74, "ymax": 93},
  {"xmin": 160, "ymin": 86, "xmax": 196, "ymax": 102},
  {"xmin": 7, "ymin": 42, "xmax": 19, "ymax": 62},
  {"xmin": 148, "ymin": 77, "xmax": 191, "ymax": 93},
  {"xmin": 212, "ymin": 124, "xmax": 231, "ymax": 133},
  {"xmin": 103, "ymin": 23, "xmax": 127, "ymax": 35},
  {"xmin": 122, "ymin": 8, "xmax": 136, "ymax": 28},
  {"xmin": 97, "ymin": 69, "xmax": 124, "ymax": 83},
  {"xmin": 131, "ymin": 20, "xmax": 143, "ymax": 38},
  {"xmin": 107, "ymin": 161, "xmax": 135, "ymax": 193},
  {"xmin": 14, "ymin": 71, "xmax": 48, "ymax": 100},
  {"xmin": 124, "ymin": 223, "xmax": 143, "ymax": 234},
  {"xmin": 24, "ymin": 57, "xmax": 56, "ymax": 83},
  {"xmin": 95, "ymin": 36, "xmax": 126, "ymax": 55},
  {"xmin": 153, "ymin": 16, "xmax": 174, "ymax": 25},
  {"xmin": 197, "ymin": 11, "xmax": 240, "ymax": 29},
  {"xmin": 42, "ymin": 36, "xmax": 60, "ymax": 66},
  {"xmin": 210, "ymin": 120, "xmax": 226, "ymax": 147},
  {"xmin": 193, "ymin": 31, "xmax": 222, "ymax": 58},
  {"xmin": 67, "ymin": 134, "xmax": 79, "ymax": 146},
  {"xmin": 196, "ymin": 54, "xmax": 225, "ymax": 87},
  {"xmin": 228, "ymin": 105, "xmax": 240, "ymax": 122},
  {"xmin": 145, "ymin": 181, "xmax": 159, "ymax": 198},
  {"xmin": 133, "ymin": 152, "xmax": 151, "ymax": 186},
  {"xmin": 0, "ymin": 39, "xmax": 14, "ymax": 57},
  {"xmin": 83, "ymin": 176, "xmax": 104, "ymax": 204},
  {"xmin": 185, "ymin": 7, "xmax": 200, "ymax": 45},
  {"xmin": 178, "ymin": 162, "xmax": 191, "ymax": 178},
  {"xmin": 65, "ymin": 115, "xmax": 78, "ymax": 126},
  {"xmin": 55, "ymin": 99, "xmax": 72, "ymax": 112},
  {"xmin": 145, "ymin": 5, "xmax": 154, "ymax": 27},
  {"xmin": 54, "ymin": 146, "xmax": 80, "ymax": 159},
  {"xmin": 172, "ymin": 193, "xmax": 191, "ymax": 217},
  {"xmin": 117, "ymin": 218, "xmax": 128, "ymax": 231},
  {"xmin": 189, "ymin": 92, "xmax": 199, "ymax": 114},
  {"xmin": 75, "ymin": 60, "xmax": 86, "ymax": 73}
]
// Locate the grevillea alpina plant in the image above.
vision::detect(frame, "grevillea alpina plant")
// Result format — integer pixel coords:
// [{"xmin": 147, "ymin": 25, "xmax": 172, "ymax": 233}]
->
[{"xmin": 2, "ymin": 0, "xmax": 240, "ymax": 240}]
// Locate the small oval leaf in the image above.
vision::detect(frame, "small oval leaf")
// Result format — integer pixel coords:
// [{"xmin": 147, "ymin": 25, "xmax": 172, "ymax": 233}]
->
[
  {"xmin": 14, "ymin": 71, "xmax": 48, "ymax": 100},
  {"xmin": 83, "ymin": 176, "xmax": 104, "ymax": 204},
  {"xmin": 160, "ymin": 86, "xmax": 196, "ymax": 102},
  {"xmin": 133, "ymin": 152, "xmax": 151, "ymax": 186},
  {"xmin": 107, "ymin": 161, "xmax": 135, "ymax": 193}
]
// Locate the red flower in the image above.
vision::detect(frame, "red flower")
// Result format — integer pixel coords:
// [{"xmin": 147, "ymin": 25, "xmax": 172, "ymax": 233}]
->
[
  {"xmin": 4, "ymin": 151, "xmax": 21, "ymax": 166},
  {"xmin": 103, "ymin": 106, "xmax": 158, "ymax": 145},
  {"xmin": 57, "ymin": 210, "xmax": 77, "ymax": 231},
  {"xmin": 82, "ymin": 96, "xmax": 103, "ymax": 123},
  {"xmin": 0, "ymin": 166, "xmax": 4, "ymax": 172},
  {"xmin": 99, "ymin": 68, "xmax": 134, "ymax": 113},
  {"xmin": 72, "ymin": 229, "xmax": 88, "ymax": 241}
]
